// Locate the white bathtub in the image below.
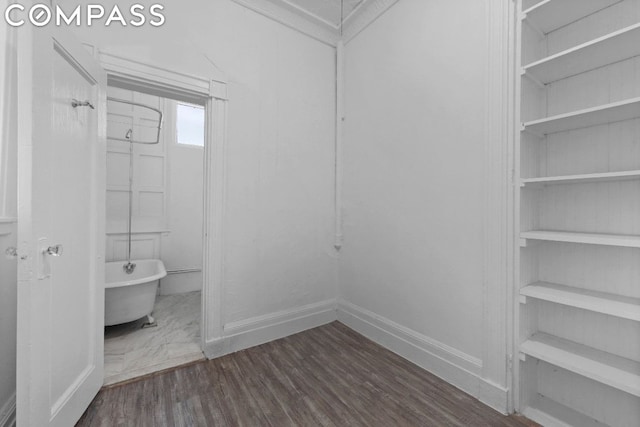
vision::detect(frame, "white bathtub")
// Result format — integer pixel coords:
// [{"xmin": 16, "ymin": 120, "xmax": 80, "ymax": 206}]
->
[{"xmin": 105, "ymin": 259, "xmax": 167, "ymax": 326}]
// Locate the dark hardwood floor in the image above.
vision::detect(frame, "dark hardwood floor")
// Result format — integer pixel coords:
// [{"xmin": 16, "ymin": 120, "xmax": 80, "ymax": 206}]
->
[{"xmin": 78, "ymin": 322, "xmax": 537, "ymax": 426}]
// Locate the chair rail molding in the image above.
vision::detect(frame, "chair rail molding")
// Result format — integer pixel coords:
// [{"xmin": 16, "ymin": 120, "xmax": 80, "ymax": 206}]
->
[{"xmin": 481, "ymin": 0, "xmax": 517, "ymax": 414}]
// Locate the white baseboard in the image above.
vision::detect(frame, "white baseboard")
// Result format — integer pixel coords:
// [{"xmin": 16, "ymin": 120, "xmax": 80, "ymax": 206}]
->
[
  {"xmin": 337, "ymin": 300, "xmax": 509, "ymax": 413},
  {"xmin": 203, "ymin": 299, "xmax": 337, "ymax": 359},
  {"xmin": 201, "ymin": 298, "xmax": 508, "ymax": 414},
  {"xmin": 0, "ymin": 392, "xmax": 16, "ymax": 427},
  {"xmin": 479, "ymin": 379, "xmax": 509, "ymax": 414}
]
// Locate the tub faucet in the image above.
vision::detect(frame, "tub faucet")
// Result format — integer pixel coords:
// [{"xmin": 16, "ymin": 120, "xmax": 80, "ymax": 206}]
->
[{"xmin": 123, "ymin": 262, "xmax": 136, "ymax": 274}]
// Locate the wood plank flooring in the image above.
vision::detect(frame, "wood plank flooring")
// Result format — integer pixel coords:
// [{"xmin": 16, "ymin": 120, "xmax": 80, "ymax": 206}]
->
[{"xmin": 78, "ymin": 322, "xmax": 537, "ymax": 427}]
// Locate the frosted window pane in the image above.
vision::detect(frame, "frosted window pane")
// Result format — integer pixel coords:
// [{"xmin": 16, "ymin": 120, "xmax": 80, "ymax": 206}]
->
[{"xmin": 176, "ymin": 103, "xmax": 204, "ymax": 147}]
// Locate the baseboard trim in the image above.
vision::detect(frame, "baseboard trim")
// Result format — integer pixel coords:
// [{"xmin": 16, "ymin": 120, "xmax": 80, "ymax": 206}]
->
[
  {"xmin": 479, "ymin": 379, "xmax": 509, "ymax": 414},
  {"xmin": 201, "ymin": 298, "xmax": 508, "ymax": 413},
  {"xmin": 337, "ymin": 300, "xmax": 509, "ymax": 413},
  {"xmin": 0, "ymin": 392, "xmax": 16, "ymax": 427},
  {"xmin": 203, "ymin": 299, "xmax": 337, "ymax": 359}
]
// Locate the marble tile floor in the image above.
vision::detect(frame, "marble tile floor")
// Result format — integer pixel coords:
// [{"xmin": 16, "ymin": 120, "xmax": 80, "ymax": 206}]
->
[{"xmin": 103, "ymin": 290, "xmax": 204, "ymax": 386}]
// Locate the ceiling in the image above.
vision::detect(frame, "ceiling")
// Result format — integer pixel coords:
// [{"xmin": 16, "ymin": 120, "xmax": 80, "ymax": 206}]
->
[{"xmin": 266, "ymin": 0, "xmax": 367, "ymax": 28}]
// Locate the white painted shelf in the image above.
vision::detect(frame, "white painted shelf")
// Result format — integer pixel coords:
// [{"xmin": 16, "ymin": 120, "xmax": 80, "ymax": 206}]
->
[
  {"xmin": 523, "ymin": 96, "xmax": 640, "ymax": 135},
  {"xmin": 521, "ymin": 282, "xmax": 640, "ymax": 321},
  {"xmin": 523, "ymin": 23, "xmax": 640, "ymax": 84},
  {"xmin": 521, "ymin": 170, "xmax": 640, "ymax": 186},
  {"xmin": 522, "ymin": 395, "xmax": 605, "ymax": 427},
  {"xmin": 520, "ymin": 230, "xmax": 640, "ymax": 248},
  {"xmin": 521, "ymin": 333, "xmax": 640, "ymax": 397},
  {"xmin": 522, "ymin": 0, "xmax": 621, "ymax": 34}
]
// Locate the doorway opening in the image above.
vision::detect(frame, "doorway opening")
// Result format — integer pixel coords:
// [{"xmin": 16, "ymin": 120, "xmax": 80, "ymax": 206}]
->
[{"xmin": 102, "ymin": 87, "xmax": 207, "ymax": 385}]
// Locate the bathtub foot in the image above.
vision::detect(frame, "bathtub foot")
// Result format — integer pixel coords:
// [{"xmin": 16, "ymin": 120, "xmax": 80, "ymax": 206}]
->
[{"xmin": 142, "ymin": 314, "xmax": 157, "ymax": 328}]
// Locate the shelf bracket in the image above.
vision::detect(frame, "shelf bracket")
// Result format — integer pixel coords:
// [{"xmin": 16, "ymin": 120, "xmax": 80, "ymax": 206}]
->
[{"xmin": 519, "ymin": 295, "xmax": 528, "ymax": 305}]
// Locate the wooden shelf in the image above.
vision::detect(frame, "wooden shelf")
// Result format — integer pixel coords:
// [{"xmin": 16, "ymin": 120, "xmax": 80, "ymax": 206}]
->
[
  {"xmin": 522, "ymin": 0, "xmax": 621, "ymax": 34},
  {"xmin": 521, "ymin": 170, "xmax": 640, "ymax": 187},
  {"xmin": 523, "ymin": 97, "xmax": 640, "ymax": 135},
  {"xmin": 524, "ymin": 23, "xmax": 640, "ymax": 84},
  {"xmin": 521, "ymin": 282, "xmax": 640, "ymax": 321},
  {"xmin": 520, "ymin": 230, "xmax": 640, "ymax": 248},
  {"xmin": 521, "ymin": 333, "xmax": 640, "ymax": 397},
  {"xmin": 522, "ymin": 395, "xmax": 604, "ymax": 427}
]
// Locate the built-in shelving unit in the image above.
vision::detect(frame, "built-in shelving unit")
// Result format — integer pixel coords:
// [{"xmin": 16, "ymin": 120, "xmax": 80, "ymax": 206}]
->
[
  {"xmin": 523, "ymin": 23, "xmax": 640, "ymax": 83},
  {"xmin": 521, "ymin": 333, "xmax": 640, "ymax": 397},
  {"xmin": 521, "ymin": 282, "xmax": 640, "ymax": 321},
  {"xmin": 523, "ymin": 96, "xmax": 640, "ymax": 135},
  {"xmin": 520, "ymin": 230, "xmax": 640, "ymax": 248},
  {"xmin": 516, "ymin": 1, "xmax": 640, "ymax": 425},
  {"xmin": 522, "ymin": 395, "xmax": 606, "ymax": 427},
  {"xmin": 521, "ymin": 170, "xmax": 640, "ymax": 186},
  {"xmin": 522, "ymin": 0, "xmax": 621, "ymax": 34}
]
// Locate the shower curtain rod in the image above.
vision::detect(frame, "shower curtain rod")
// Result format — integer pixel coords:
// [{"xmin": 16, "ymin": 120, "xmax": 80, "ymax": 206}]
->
[{"xmin": 107, "ymin": 96, "xmax": 164, "ymax": 145}]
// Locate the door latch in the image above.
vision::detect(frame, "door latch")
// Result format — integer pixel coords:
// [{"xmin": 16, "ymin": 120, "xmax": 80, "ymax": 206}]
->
[
  {"xmin": 44, "ymin": 244, "xmax": 63, "ymax": 257},
  {"xmin": 38, "ymin": 239, "xmax": 63, "ymax": 279}
]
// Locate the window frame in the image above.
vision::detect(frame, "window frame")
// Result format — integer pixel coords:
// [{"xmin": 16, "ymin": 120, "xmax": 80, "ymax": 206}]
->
[{"xmin": 175, "ymin": 101, "xmax": 205, "ymax": 149}]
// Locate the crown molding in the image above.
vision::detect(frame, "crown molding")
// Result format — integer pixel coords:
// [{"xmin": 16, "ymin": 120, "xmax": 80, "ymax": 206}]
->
[
  {"xmin": 231, "ymin": 0, "xmax": 340, "ymax": 46},
  {"xmin": 274, "ymin": 0, "xmax": 343, "ymax": 30},
  {"xmin": 230, "ymin": 0, "xmax": 400, "ymax": 47},
  {"xmin": 342, "ymin": 0, "xmax": 399, "ymax": 43}
]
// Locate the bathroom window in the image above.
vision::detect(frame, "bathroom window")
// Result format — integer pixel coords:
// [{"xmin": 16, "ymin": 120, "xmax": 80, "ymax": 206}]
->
[{"xmin": 176, "ymin": 103, "xmax": 205, "ymax": 147}]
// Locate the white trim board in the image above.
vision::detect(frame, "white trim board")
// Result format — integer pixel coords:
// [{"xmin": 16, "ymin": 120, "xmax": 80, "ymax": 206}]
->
[
  {"xmin": 230, "ymin": 0, "xmax": 400, "ymax": 46},
  {"xmin": 99, "ymin": 52, "xmax": 227, "ymax": 103},
  {"xmin": 337, "ymin": 300, "xmax": 510, "ymax": 414},
  {"xmin": 0, "ymin": 392, "xmax": 16, "ymax": 427},
  {"xmin": 483, "ymin": 0, "xmax": 516, "ymax": 414},
  {"xmin": 203, "ymin": 299, "xmax": 337, "ymax": 358},
  {"xmin": 231, "ymin": 0, "xmax": 340, "ymax": 46},
  {"xmin": 342, "ymin": 0, "xmax": 400, "ymax": 44}
]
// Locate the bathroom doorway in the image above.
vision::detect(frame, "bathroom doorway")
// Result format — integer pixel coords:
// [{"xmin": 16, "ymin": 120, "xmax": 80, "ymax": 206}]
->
[{"xmin": 102, "ymin": 87, "xmax": 206, "ymax": 385}]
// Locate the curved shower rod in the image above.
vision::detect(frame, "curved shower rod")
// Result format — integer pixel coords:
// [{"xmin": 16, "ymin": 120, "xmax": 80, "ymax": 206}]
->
[{"xmin": 107, "ymin": 96, "xmax": 164, "ymax": 145}]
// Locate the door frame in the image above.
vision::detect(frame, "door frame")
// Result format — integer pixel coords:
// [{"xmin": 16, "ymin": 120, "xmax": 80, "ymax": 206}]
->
[{"xmin": 97, "ymin": 51, "xmax": 228, "ymax": 358}]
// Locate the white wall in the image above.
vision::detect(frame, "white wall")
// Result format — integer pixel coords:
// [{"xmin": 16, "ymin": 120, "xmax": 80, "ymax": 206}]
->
[
  {"xmin": 339, "ymin": 0, "xmax": 489, "ymax": 391},
  {"xmin": 161, "ymin": 111, "xmax": 204, "ymax": 295},
  {"xmin": 0, "ymin": 13, "xmax": 18, "ymax": 425},
  {"xmin": 65, "ymin": 0, "xmax": 337, "ymax": 326},
  {"xmin": 3, "ymin": 0, "xmax": 512, "ymax": 416}
]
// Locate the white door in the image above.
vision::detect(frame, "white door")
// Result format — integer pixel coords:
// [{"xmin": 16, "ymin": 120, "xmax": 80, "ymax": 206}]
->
[{"xmin": 16, "ymin": 23, "xmax": 107, "ymax": 427}]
